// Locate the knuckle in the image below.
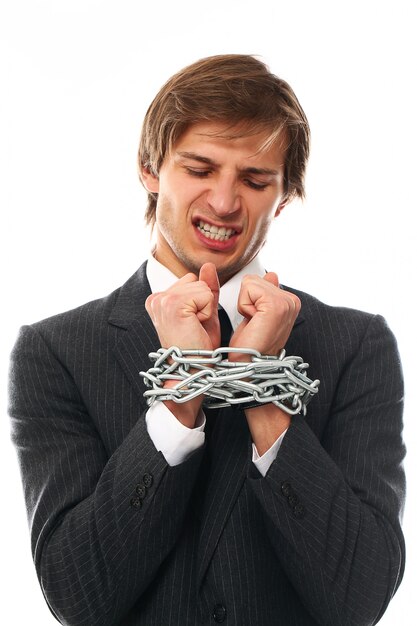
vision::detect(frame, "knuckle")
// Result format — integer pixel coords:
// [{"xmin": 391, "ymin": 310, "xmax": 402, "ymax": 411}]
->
[
  {"xmin": 145, "ymin": 294, "xmax": 159, "ymax": 315},
  {"xmin": 167, "ymin": 293, "xmax": 183, "ymax": 309},
  {"xmin": 145, "ymin": 296, "xmax": 152, "ymax": 313},
  {"xmin": 242, "ymin": 273, "xmax": 255, "ymax": 285},
  {"xmin": 183, "ymin": 272, "xmax": 197, "ymax": 283},
  {"xmin": 292, "ymin": 295, "xmax": 301, "ymax": 312}
]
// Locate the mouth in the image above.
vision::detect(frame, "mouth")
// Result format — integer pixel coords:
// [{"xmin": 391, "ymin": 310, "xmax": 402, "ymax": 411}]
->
[{"xmin": 195, "ymin": 220, "xmax": 238, "ymax": 242}]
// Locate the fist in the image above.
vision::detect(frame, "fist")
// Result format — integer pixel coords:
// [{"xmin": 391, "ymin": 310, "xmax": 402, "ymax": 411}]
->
[
  {"xmin": 145, "ymin": 263, "xmax": 221, "ymax": 351},
  {"xmin": 229, "ymin": 272, "xmax": 300, "ymax": 357}
]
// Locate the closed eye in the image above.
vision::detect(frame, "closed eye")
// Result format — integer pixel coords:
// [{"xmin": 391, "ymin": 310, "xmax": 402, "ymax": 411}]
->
[
  {"xmin": 244, "ymin": 179, "xmax": 269, "ymax": 191},
  {"xmin": 185, "ymin": 167, "xmax": 212, "ymax": 178}
]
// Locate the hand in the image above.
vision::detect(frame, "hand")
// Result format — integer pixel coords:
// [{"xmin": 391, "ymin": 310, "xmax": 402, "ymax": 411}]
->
[
  {"xmin": 145, "ymin": 263, "xmax": 220, "ymax": 351},
  {"xmin": 229, "ymin": 272, "xmax": 299, "ymax": 453},
  {"xmin": 145, "ymin": 263, "xmax": 220, "ymax": 428},
  {"xmin": 229, "ymin": 272, "xmax": 300, "ymax": 359}
]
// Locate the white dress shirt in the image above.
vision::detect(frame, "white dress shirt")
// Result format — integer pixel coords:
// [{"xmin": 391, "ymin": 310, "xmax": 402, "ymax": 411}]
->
[{"xmin": 145, "ymin": 254, "xmax": 286, "ymax": 477}]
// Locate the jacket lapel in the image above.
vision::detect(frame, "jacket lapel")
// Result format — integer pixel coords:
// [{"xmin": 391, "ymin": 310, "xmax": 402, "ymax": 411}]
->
[{"xmin": 108, "ymin": 263, "xmax": 159, "ymax": 404}]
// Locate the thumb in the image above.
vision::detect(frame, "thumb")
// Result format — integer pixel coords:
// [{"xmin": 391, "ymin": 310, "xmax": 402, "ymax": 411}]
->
[
  {"xmin": 263, "ymin": 271, "xmax": 279, "ymax": 288},
  {"xmin": 199, "ymin": 263, "xmax": 220, "ymax": 308},
  {"xmin": 199, "ymin": 263, "xmax": 220, "ymax": 348}
]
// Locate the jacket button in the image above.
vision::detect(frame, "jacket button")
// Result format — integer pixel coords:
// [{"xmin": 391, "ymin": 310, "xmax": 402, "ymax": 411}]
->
[
  {"xmin": 143, "ymin": 473, "xmax": 153, "ymax": 488},
  {"xmin": 212, "ymin": 604, "xmax": 227, "ymax": 623},
  {"xmin": 281, "ymin": 481, "xmax": 293, "ymax": 498},
  {"xmin": 288, "ymin": 493, "xmax": 298, "ymax": 507},
  {"xmin": 135, "ymin": 483, "xmax": 146, "ymax": 499},
  {"xmin": 293, "ymin": 503, "xmax": 306, "ymax": 519},
  {"xmin": 130, "ymin": 496, "xmax": 142, "ymax": 509}
]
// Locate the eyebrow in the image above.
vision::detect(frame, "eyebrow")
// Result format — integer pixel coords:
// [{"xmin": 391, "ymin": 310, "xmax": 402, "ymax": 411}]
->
[{"xmin": 176, "ymin": 151, "xmax": 279, "ymax": 176}]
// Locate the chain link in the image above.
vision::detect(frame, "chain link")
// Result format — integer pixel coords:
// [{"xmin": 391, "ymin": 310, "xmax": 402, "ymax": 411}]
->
[{"xmin": 140, "ymin": 347, "xmax": 320, "ymax": 416}]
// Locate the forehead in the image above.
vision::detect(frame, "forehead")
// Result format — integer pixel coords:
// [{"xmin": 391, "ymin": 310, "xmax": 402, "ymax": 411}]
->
[{"xmin": 172, "ymin": 121, "xmax": 287, "ymax": 165}]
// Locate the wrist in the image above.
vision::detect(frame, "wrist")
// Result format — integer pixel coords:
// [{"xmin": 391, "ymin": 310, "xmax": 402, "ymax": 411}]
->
[
  {"xmin": 163, "ymin": 379, "xmax": 203, "ymax": 428},
  {"xmin": 245, "ymin": 404, "xmax": 291, "ymax": 456}
]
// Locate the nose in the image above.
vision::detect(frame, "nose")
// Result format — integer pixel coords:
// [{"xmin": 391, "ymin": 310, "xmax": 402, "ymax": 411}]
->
[{"xmin": 206, "ymin": 177, "xmax": 241, "ymax": 216}]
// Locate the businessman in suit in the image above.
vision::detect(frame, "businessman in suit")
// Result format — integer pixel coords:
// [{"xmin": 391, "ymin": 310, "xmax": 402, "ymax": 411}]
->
[{"xmin": 9, "ymin": 55, "xmax": 406, "ymax": 625}]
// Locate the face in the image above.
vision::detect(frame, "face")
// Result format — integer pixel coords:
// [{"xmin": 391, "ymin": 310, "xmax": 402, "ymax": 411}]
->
[{"xmin": 142, "ymin": 122, "xmax": 288, "ymax": 284}]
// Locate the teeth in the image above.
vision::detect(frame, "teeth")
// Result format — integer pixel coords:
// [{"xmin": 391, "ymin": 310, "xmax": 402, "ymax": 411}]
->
[{"xmin": 197, "ymin": 221, "xmax": 236, "ymax": 242}]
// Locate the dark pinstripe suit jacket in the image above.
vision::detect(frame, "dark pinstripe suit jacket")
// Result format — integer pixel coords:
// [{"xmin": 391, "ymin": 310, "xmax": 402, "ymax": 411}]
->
[{"xmin": 9, "ymin": 262, "xmax": 406, "ymax": 626}]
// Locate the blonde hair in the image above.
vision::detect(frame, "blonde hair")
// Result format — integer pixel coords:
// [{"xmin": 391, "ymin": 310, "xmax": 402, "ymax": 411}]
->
[{"xmin": 138, "ymin": 54, "xmax": 310, "ymax": 226}]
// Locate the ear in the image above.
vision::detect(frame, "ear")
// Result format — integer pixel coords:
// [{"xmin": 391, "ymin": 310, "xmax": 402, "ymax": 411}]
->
[
  {"xmin": 274, "ymin": 198, "xmax": 288, "ymax": 218},
  {"xmin": 140, "ymin": 166, "xmax": 160, "ymax": 193}
]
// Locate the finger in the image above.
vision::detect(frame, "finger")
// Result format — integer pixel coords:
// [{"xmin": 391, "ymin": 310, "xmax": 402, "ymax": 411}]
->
[
  {"xmin": 175, "ymin": 272, "xmax": 198, "ymax": 285},
  {"xmin": 288, "ymin": 292, "xmax": 302, "ymax": 315},
  {"xmin": 263, "ymin": 271, "xmax": 279, "ymax": 288},
  {"xmin": 145, "ymin": 292, "xmax": 159, "ymax": 315},
  {"xmin": 199, "ymin": 263, "xmax": 220, "ymax": 309},
  {"xmin": 238, "ymin": 273, "xmax": 277, "ymax": 307},
  {"xmin": 236, "ymin": 277, "xmax": 258, "ymax": 319}
]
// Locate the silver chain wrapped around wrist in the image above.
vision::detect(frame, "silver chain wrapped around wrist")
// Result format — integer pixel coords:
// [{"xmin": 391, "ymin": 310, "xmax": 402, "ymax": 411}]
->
[{"xmin": 140, "ymin": 347, "xmax": 320, "ymax": 416}]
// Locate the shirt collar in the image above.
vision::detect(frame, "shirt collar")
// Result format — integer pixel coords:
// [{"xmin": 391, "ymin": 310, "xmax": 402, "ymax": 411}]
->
[{"xmin": 146, "ymin": 254, "xmax": 266, "ymax": 331}]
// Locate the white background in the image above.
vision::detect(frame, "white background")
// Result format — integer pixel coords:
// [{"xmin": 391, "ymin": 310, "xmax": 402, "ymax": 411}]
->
[{"xmin": 1, "ymin": 0, "xmax": 415, "ymax": 623}]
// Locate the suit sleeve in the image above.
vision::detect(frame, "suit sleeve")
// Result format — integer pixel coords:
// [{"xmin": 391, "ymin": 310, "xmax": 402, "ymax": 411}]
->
[
  {"xmin": 9, "ymin": 324, "xmax": 204, "ymax": 626},
  {"xmin": 248, "ymin": 314, "xmax": 406, "ymax": 626}
]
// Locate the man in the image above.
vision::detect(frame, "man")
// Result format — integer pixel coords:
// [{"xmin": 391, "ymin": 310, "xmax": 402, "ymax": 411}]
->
[{"xmin": 9, "ymin": 55, "xmax": 405, "ymax": 625}]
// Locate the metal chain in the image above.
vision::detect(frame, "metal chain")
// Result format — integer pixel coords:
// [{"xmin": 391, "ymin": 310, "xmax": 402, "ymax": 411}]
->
[{"xmin": 140, "ymin": 347, "xmax": 320, "ymax": 416}]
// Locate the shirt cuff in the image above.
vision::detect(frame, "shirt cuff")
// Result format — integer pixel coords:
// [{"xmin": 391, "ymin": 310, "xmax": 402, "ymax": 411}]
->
[
  {"xmin": 145, "ymin": 402, "xmax": 206, "ymax": 466},
  {"xmin": 252, "ymin": 429, "xmax": 288, "ymax": 477}
]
